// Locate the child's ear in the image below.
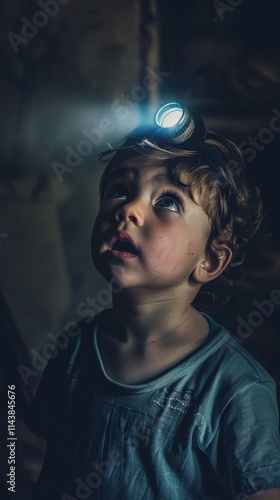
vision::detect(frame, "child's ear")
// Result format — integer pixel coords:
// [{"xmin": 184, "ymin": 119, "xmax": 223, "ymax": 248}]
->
[{"xmin": 192, "ymin": 245, "xmax": 232, "ymax": 284}]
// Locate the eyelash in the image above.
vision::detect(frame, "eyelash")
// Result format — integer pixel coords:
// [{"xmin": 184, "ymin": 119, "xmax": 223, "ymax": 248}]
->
[
  {"xmin": 105, "ymin": 182, "xmax": 184, "ymax": 210},
  {"xmin": 156, "ymin": 189, "xmax": 185, "ymax": 208}
]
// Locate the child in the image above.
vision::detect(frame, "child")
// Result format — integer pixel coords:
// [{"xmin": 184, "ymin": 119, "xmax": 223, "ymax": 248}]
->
[{"xmin": 26, "ymin": 103, "xmax": 280, "ymax": 499}]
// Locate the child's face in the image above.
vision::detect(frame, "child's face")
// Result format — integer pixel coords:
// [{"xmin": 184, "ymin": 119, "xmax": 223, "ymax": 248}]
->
[{"xmin": 91, "ymin": 157, "xmax": 211, "ymax": 292}]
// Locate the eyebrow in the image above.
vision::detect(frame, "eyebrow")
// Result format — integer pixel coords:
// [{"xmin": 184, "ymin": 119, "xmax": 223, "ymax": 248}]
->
[
  {"xmin": 152, "ymin": 173, "xmax": 176, "ymax": 185},
  {"xmin": 107, "ymin": 168, "xmax": 180, "ymax": 188},
  {"xmin": 107, "ymin": 167, "xmax": 139, "ymax": 183}
]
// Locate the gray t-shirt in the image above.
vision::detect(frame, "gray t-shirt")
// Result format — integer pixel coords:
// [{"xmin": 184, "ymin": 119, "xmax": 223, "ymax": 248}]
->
[{"xmin": 26, "ymin": 311, "xmax": 280, "ymax": 500}]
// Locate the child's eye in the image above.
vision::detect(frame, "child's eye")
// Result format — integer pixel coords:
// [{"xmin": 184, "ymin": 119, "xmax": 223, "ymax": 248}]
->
[
  {"xmin": 106, "ymin": 184, "xmax": 128, "ymax": 201},
  {"xmin": 155, "ymin": 192, "xmax": 183, "ymax": 212},
  {"xmin": 111, "ymin": 189, "xmax": 127, "ymax": 200},
  {"xmin": 156, "ymin": 197, "xmax": 179, "ymax": 211}
]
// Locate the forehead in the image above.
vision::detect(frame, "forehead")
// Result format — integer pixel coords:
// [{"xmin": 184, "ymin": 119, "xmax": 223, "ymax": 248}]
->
[{"xmin": 107, "ymin": 157, "xmax": 174, "ymax": 184}]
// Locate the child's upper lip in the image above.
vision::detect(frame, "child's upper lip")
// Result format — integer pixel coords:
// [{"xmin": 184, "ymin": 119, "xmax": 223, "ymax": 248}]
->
[{"xmin": 109, "ymin": 230, "xmax": 138, "ymax": 252}]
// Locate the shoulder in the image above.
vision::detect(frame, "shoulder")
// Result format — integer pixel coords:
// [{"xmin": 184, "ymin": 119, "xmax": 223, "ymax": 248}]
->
[
  {"xmin": 225, "ymin": 334, "xmax": 274, "ymax": 382},
  {"xmin": 204, "ymin": 313, "xmax": 275, "ymax": 387},
  {"xmin": 52, "ymin": 312, "xmax": 105, "ymax": 364},
  {"xmin": 30, "ymin": 313, "xmax": 103, "ymax": 387},
  {"xmin": 197, "ymin": 313, "xmax": 278, "ymax": 421},
  {"xmin": 219, "ymin": 333, "xmax": 276, "ymax": 394}
]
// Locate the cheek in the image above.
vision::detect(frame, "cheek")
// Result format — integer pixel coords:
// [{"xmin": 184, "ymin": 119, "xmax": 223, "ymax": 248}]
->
[
  {"xmin": 144, "ymin": 226, "xmax": 206, "ymax": 273},
  {"xmin": 92, "ymin": 212, "xmax": 109, "ymax": 242},
  {"xmin": 146, "ymin": 230, "xmax": 185, "ymax": 267},
  {"xmin": 186, "ymin": 238, "xmax": 205, "ymax": 257}
]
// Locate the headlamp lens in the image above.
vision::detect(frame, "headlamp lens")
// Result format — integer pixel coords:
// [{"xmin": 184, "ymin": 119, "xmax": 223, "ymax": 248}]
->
[{"xmin": 155, "ymin": 103, "xmax": 184, "ymax": 128}]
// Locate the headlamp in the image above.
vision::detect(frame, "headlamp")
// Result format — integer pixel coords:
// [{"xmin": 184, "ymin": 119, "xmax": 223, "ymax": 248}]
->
[
  {"xmin": 121, "ymin": 102, "xmax": 225, "ymax": 173},
  {"xmin": 154, "ymin": 102, "xmax": 227, "ymax": 173},
  {"xmin": 155, "ymin": 103, "xmax": 185, "ymax": 129},
  {"xmin": 155, "ymin": 102, "xmax": 205, "ymax": 146}
]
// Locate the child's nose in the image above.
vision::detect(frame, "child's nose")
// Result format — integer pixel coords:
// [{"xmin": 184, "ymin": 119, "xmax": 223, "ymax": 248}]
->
[{"xmin": 115, "ymin": 198, "xmax": 145, "ymax": 226}]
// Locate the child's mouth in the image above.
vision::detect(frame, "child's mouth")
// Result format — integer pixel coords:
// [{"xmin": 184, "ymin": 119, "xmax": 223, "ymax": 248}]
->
[
  {"xmin": 109, "ymin": 232, "xmax": 139, "ymax": 258},
  {"xmin": 112, "ymin": 239, "xmax": 138, "ymax": 255}
]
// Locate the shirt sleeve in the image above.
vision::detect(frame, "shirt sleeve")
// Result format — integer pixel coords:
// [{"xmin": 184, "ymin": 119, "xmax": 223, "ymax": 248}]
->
[{"xmin": 212, "ymin": 377, "xmax": 280, "ymax": 498}]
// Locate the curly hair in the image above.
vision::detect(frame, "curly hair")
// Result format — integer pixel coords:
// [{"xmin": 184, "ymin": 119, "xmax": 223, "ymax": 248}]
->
[{"xmin": 98, "ymin": 127, "xmax": 263, "ymax": 314}]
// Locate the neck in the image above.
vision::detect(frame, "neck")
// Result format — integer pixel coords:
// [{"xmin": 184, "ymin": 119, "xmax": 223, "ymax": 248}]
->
[{"xmin": 109, "ymin": 284, "xmax": 204, "ymax": 347}]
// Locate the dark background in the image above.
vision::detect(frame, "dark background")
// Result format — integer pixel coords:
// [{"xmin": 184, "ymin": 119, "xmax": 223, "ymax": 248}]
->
[{"xmin": 1, "ymin": 1, "xmax": 280, "ymax": 498}]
